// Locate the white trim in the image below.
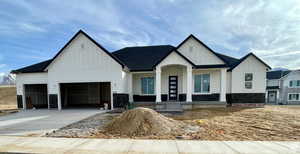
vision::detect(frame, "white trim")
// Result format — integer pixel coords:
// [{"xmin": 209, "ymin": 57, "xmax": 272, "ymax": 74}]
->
[
  {"xmin": 288, "ymin": 80, "xmax": 300, "ymax": 88},
  {"xmin": 131, "ymin": 71, "xmax": 154, "ymax": 74},
  {"xmin": 287, "ymin": 93, "xmax": 300, "ymax": 101}
]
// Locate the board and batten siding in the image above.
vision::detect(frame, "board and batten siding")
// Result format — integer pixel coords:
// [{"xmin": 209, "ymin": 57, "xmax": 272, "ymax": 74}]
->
[
  {"xmin": 16, "ymin": 73, "xmax": 48, "ymax": 95},
  {"xmin": 177, "ymin": 37, "xmax": 224, "ymax": 65},
  {"xmin": 47, "ymin": 33, "xmax": 124, "ymax": 94},
  {"xmin": 226, "ymin": 72, "xmax": 232, "ymax": 93},
  {"xmin": 231, "ymin": 55, "xmax": 267, "ymax": 93}
]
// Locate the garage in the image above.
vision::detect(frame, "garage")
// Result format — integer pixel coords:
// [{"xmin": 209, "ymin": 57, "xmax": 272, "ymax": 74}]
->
[
  {"xmin": 25, "ymin": 84, "xmax": 48, "ymax": 109},
  {"xmin": 60, "ymin": 82, "xmax": 111, "ymax": 109}
]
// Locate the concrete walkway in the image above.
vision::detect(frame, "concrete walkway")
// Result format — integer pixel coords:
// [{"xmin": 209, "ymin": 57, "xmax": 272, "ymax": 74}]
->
[
  {"xmin": 0, "ymin": 109, "xmax": 104, "ymax": 136},
  {"xmin": 0, "ymin": 136, "xmax": 299, "ymax": 154}
]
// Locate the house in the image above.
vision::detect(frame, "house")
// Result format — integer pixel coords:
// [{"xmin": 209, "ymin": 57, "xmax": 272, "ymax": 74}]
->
[
  {"xmin": 11, "ymin": 30, "xmax": 271, "ymax": 110},
  {"xmin": 266, "ymin": 70, "xmax": 300, "ymax": 104}
]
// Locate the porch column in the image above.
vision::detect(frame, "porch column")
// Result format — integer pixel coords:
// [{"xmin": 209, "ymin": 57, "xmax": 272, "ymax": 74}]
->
[
  {"xmin": 57, "ymin": 83, "xmax": 62, "ymax": 110},
  {"xmin": 220, "ymin": 68, "xmax": 227, "ymax": 102},
  {"xmin": 128, "ymin": 72, "xmax": 133, "ymax": 102},
  {"xmin": 186, "ymin": 65, "xmax": 192, "ymax": 102},
  {"xmin": 155, "ymin": 67, "xmax": 161, "ymax": 103},
  {"xmin": 21, "ymin": 84, "xmax": 26, "ymax": 110}
]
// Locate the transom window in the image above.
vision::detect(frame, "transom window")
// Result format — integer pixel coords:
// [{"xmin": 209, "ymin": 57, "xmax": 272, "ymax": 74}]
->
[
  {"xmin": 289, "ymin": 80, "xmax": 300, "ymax": 88},
  {"xmin": 141, "ymin": 77, "xmax": 154, "ymax": 94},
  {"xmin": 194, "ymin": 74, "xmax": 210, "ymax": 93},
  {"xmin": 288, "ymin": 93, "xmax": 300, "ymax": 101}
]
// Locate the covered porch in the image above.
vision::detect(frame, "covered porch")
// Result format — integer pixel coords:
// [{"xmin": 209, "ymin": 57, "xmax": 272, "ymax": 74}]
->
[{"xmin": 127, "ymin": 52, "xmax": 227, "ymax": 105}]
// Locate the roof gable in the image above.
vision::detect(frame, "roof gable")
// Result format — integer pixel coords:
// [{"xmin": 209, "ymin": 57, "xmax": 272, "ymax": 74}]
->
[
  {"xmin": 176, "ymin": 34, "xmax": 226, "ymax": 65},
  {"xmin": 153, "ymin": 49, "xmax": 196, "ymax": 68},
  {"xmin": 228, "ymin": 53, "xmax": 271, "ymax": 71},
  {"xmin": 280, "ymin": 70, "xmax": 299, "ymax": 80},
  {"xmin": 45, "ymin": 30, "xmax": 124, "ymax": 70}
]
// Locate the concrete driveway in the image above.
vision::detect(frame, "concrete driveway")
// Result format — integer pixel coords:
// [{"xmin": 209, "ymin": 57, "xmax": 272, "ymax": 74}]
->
[{"xmin": 0, "ymin": 109, "xmax": 104, "ymax": 136}]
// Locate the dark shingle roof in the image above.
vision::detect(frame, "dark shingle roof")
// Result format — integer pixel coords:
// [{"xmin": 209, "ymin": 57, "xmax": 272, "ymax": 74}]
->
[
  {"xmin": 11, "ymin": 59, "xmax": 52, "ymax": 73},
  {"xmin": 214, "ymin": 53, "xmax": 239, "ymax": 67},
  {"xmin": 267, "ymin": 70, "xmax": 291, "ymax": 79},
  {"xmin": 113, "ymin": 45, "xmax": 244, "ymax": 71},
  {"xmin": 112, "ymin": 45, "xmax": 175, "ymax": 71}
]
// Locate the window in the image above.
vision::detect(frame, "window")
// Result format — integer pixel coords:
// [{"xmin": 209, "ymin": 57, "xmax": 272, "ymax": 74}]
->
[
  {"xmin": 245, "ymin": 73, "xmax": 253, "ymax": 89},
  {"xmin": 141, "ymin": 77, "xmax": 154, "ymax": 94},
  {"xmin": 194, "ymin": 74, "xmax": 210, "ymax": 93},
  {"xmin": 288, "ymin": 93, "xmax": 300, "ymax": 101},
  {"xmin": 289, "ymin": 80, "xmax": 300, "ymax": 88}
]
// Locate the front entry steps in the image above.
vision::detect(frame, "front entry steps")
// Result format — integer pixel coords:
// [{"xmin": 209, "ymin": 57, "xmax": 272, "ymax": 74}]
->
[{"xmin": 155, "ymin": 102, "xmax": 183, "ymax": 114}]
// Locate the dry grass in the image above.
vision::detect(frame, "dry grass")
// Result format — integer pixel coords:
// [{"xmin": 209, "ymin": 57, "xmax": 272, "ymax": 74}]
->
[
  {"xmin": 0, "ymin": 86, "xmax": 18, "ymax": 115},
  {"xmin": 171, "ymin": 105, "xmax": 300, "ymax": 141}
]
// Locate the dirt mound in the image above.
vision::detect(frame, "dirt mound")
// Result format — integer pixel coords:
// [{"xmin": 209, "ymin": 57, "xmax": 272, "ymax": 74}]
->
[{"xmin": 104, "ymin": 107, "xmax": 186, "ymax": 136}]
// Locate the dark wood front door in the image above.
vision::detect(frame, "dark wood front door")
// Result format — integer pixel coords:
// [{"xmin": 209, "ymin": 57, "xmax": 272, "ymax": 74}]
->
[{"xmin": 169, "ymin": 76, "xmax": 178, "ymax": 101}]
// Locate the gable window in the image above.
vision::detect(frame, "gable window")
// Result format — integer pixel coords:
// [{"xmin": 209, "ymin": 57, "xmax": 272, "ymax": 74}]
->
[
  {"xmin": 245, "ymin": 73, "xmax": 253, "ymax": 89},
  {"xmin": 288, "ymin": 93, "xmax": 300, "ymax": 101},
  {"xmin": 289, "ymin": 80, "xmax": 300, "ymax": 88},
  {"xmin": 141, "ymin": 77, "xmax": 154, "ymax": 94},
  {"xmin": 194, "ymin": 74, "xmax": 210, "ymax": 93}
]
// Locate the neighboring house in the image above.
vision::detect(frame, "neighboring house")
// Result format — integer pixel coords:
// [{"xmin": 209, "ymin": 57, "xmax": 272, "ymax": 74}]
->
[
  {"xmin": 267, "ymin": 70, "xmax": 300, "ymax": 105},
  {"xmin": 11, "ymin": 30, "xmax": 271, "ymax": 110}
]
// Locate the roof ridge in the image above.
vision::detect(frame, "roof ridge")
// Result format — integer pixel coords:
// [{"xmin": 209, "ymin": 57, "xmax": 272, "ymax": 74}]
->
[
  {"xmin": 125, "ymin": 44, "xmax": 174, "ymax": 48},
  {"xmin": 214, "ymin": 52, "xmax": 239, "ymax": 60}
]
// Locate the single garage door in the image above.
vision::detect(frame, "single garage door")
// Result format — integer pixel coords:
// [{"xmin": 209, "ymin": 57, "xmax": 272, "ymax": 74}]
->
[
  {"xmin": 25, "ymin": 84, "xmax": 48, "ymax": 109},
  {"xmin": 60, "ymin": 82, "xmax": 111, "ymax": 109}
]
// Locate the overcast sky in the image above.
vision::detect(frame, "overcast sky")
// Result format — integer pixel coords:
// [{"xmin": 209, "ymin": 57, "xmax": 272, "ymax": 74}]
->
[{"xmin": 1, "ymin": 0, "xmax": 300, "ymax": 76}]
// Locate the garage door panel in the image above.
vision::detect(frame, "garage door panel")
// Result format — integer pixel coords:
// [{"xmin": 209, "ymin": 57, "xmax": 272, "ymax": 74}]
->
[
  {"xmin": 61, "ymin": 82, "xmax": 110, "ymax": 108},
  {"xmin": 25, "ymin": 84, "xmax": 48, "ymax": 109}
]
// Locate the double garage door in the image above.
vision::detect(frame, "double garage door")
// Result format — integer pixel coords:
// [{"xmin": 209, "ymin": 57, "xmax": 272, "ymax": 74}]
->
[
  {"xmin": 24, "ymin": 82, "xmax": 111, "ymax": 109},
  {"xmin": 60, "ymin": 82, "xmax": 111, "ymax": 108}
]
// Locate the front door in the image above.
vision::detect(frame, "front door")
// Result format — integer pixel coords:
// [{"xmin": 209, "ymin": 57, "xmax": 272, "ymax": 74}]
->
[
  {"xmin": 268, "ymin": 91, "xmax": 277, "ymax": 104},
  {"xmin": 169, "ymin": 76, "xmax": 178, "ymax": 101}
]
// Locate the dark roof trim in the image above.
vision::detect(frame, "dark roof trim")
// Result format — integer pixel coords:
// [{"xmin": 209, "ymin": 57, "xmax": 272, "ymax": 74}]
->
[
  {"xmin": 45, "ymin": 30, "xmax": 124, "ymax": 70},
  {"xmin": 11, "ymin": 59, "xmax": 52, "ymax": 74},
  {"xmin": 176, "ymin": 34, "xmax": 227, "ymax": 65},
  {"xmin": 152, "ymin": 49, "xmax": 196, "ymax": 68},
  {"xmin": 194, "ymin": 64, "xmax": 228, "ymax": 69},
  {"xmin": 266, "ymin": 86, "xmax": 280, "ymax": 90},
  {"xmin": 130, "ymin": 69, "xmax": 154, "ymax": 72},
  {"xmin": 228, "ymin": 53, "xmax": 271, "ymax": 71}
]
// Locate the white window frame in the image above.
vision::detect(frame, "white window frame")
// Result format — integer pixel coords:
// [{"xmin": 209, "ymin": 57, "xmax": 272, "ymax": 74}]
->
[
  {"xmin": 288, "ymin": 80, "xmax": 300, "ymax": 88},
  {"xmin": 288, "ymin": 93, "xmax": 300, "ymax": 101},
  {"xmin": 193, "ymin": 73, "xmax": 211, "ymax": 94},
  {"xmin": 141, "ymin": 77, "xmax": 155, "ymax": 95},
  {"xmin": 245, "ymin": 73, "xmax": 253, "ymax": 89}
]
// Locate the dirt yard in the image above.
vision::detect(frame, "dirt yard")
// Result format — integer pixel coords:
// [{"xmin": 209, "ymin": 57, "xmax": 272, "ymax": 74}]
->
[
  {"xmin": 47, "ymin": 106, "xmax": 300, "ymax": 141},
  {"xmin": 0, "ymin": 86, "xmax": 18, "ymax": 116},
  {"xmin": 170, "ymin": 106, "xmax": 300, "ymax": 141}
]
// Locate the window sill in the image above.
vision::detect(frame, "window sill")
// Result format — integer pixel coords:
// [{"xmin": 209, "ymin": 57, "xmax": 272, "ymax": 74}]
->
[
  {"xmin": 193, "ymin": 93, "xmax": 212, "ymax": 95},
  {"xmin": 140, "ymin": 94, "xmax": 155, "ymax": 96}
]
